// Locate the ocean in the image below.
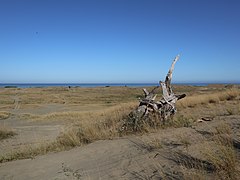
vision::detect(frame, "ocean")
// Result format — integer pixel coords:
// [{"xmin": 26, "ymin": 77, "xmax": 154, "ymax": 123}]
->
[
  {"xmin": 0, "ymin": 82, "xmax": 237, "ymax": 88},
  {"xmin": 0, "ymin": 83, "xmax": 159, "ymax": 88}
]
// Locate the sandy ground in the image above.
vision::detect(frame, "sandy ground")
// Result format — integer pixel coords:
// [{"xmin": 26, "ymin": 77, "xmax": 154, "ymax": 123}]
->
[
  {"xmin": 0, "ymin": 89, "xmax": 110, "ymax": 156},
  {"xmin": 0, "ymin": 102, "xmax": 65, "ymax": 155},
  {"xmin": 0, "ymin": 115, "xmax": 240, "ymax": 180},
  {"xmin": 0, "ymin": 117, "xmax": 63, "ymax": 155},
  {"xmin": 1, "ymin": 86, "xmax": 240, "ymax": 179}
]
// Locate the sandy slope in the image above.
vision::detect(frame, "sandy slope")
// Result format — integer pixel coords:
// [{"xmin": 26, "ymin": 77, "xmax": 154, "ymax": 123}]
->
[
  {"xmin": 0, "ymin": 133, "xmax": 186, "ymax": 180},
  {"xmin": 1, "ymin": 115, "xmax": 240, "ymax": 180},
  {"xmin": 0, "ymin": 137, "xmax": 158, "ymax": 180}
]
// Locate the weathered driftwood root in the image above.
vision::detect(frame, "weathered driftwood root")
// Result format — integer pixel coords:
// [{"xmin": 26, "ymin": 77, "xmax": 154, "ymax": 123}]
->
[{"xmin": 122, "ymin": 55, "xmax": 186, "ymax": 132}]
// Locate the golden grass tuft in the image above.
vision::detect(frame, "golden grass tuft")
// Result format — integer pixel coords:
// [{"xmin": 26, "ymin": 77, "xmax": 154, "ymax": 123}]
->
[
  {"xmin": 0, "ymin": 142, "xmax": 67, "ymax": 163},
  {"xmin": 145, "ymin": 137, "xmax": 163, "ymax": 150},
  {"xmin": 0, "ymin": 111, "xmax": 11, "ymax": 120},
  {"xmin": 0, "ymin": 127, "xmax": 16, "ymax": 140}
]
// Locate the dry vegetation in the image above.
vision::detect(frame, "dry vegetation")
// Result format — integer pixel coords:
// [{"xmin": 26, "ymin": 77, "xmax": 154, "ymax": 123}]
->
[
  {"xmin": 0, "ymin": 85, "xmax": 240, "ymax": 179},
  {"xmin": 0, "ymin": 111, "xmax": 11, "ymax": 120},
  {"xmin": 204, "ymin": 124, "xmax": 239, "ymax": 179},
  {"xmin": 0, "ymin": 127, "xmax": 16, "ymax": 140},
  {"xmin": 0, "ymin": 86, "xmax": 142, "ymax": 107},
  {"xmin": 0, "ymin": 103, "xmax": 137, "ymax": 163},
  {"xmin": 178, "ymin": 123, "xmax": 240, "ymax": 180},
  {"xmin": 178, "ymin": 88, "xmax": 239, "ymax": 108},
  {"xmin": 56, "ymin": 103, "xmax": 137, "ymax": 146}
]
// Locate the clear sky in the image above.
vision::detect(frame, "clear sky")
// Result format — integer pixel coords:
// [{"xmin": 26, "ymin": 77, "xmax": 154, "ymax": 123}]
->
[{"xmin": 0, "ymin": 0, "xmax": 240, "ymax": 83}]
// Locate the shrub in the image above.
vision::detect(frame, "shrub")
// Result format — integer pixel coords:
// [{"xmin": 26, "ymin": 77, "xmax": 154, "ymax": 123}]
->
[{"xmin": 0, "ymin": 127, "xmax": 16, "ymax": 140}]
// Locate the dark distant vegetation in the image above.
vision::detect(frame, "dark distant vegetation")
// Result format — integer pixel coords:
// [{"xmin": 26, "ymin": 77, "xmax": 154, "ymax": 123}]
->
[{"xmin": 4, "ymin": 86, "xmax": 17, "ymax": 88}]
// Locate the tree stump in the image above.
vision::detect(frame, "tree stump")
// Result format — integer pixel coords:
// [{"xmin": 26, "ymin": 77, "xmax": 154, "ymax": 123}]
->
[{"xmin": 122, "ymin": 55, "xmax": 186, "ymax": 132}]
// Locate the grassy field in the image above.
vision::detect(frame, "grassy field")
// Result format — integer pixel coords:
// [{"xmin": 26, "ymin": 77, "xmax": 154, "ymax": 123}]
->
[{"xmin": 0, "ymin": 85, "xmax": 240, "ymax": 179}]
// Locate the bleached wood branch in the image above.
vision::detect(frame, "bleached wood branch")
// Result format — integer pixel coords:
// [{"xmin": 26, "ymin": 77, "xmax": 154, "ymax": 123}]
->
[
  {"xmin": 124, "ymin": 54, "xmax": 186, "ymax": 131},
  {"xmin": 165, "ymin": 54, "xmax": 180, "ymax": 95}
]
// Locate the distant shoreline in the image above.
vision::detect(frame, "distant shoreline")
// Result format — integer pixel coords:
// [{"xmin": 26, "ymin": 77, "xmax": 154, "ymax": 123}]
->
[{"xmin": 0, "ymin": 83, "xmax": 239, "ymax": 88}]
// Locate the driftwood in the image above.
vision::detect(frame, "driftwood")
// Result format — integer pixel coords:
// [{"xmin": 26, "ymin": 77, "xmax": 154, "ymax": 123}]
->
[
  {"xmin": 197, "ymin": 117, "xmax": 213, "ymax": 123},
  {"xmin": 122, "ymin": 55, "xmax": 186, "ymax": 131}
]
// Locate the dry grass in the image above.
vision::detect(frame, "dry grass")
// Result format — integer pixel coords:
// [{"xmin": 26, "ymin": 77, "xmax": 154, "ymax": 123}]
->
[
  {"xmin": 0, "ymin": 86, "xmax": 142, "ymax": 107},
  {"xmin": 19, "ymin": 102, "xmax": 137, "ymax": 121},
  {"xmin": 0, "ymin": 103, "xmax": 137, "ymax": 163},
  {"xmin": 56, "ymin": 102, "xmax": 138, "ymax": 145},
  {"xmin": 203, "ymin": 123, "xmax": 240, "ymax": 179},
  {"xmin": 168, "ymin": 115, "xmax": 194, "ymax": 128},
  {"xmin": 0, "ymin": 127, "xmax": 16, "ymax": 140},
  {"xmin": 0, "ymin": 142, "xmax": 66, "ymax": 163},
  {"xmin": 0, "ymin": 101, "xmax": 193, "ymax": 163},
  {"xmin": 0, "ymin": 111, "xmax": 11, "ymax": 120},
  {"xmin": 180, "ymin": 123, "xmax": 240, "ymax": 180},
  {"xmin": 178, "ymin": 88, "xmax": 240, "ymax": 108},
  {"xmin": 174, "ymin": 88, "xmax": 240, "ymax": 125},
  {"xmin": 0, "ymin": 85, "xmax": 238, "ymax": 112},
  {"xmin": 145, "ymin": 137, "xmax": 163, "ymax": 150},
  {"xmin": 1, "ymin": 86, "xmax": 239, "ymax": 164}
]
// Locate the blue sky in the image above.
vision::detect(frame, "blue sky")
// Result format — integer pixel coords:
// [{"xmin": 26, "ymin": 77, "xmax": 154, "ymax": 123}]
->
[{"xmin": 0, "ymin": 0, "xmax": 240, "ymax": 83}]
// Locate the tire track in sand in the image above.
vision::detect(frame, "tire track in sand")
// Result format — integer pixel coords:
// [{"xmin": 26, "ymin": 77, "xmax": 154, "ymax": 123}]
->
[{"xmin": 12, "ymin": 92, "xmax": 21, "ymax": 110}]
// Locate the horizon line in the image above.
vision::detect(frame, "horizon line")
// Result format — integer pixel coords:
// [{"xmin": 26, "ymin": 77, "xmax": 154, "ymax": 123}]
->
[{"xmin": 0, "ymin": 82, "xmax": 240, "ymax": 84}]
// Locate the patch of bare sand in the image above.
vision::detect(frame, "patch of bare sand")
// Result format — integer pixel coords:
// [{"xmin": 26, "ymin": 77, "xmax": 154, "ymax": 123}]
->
[
  {"xmin": 0, "ymin": 117, "xmax": 63, "ymax": 155},
  {"xmin": 0, "ymin": 104, "xmax": 67, "ymax": 156},
  {"xmin": 1, "ymin": 115, "xmax": 239, "ymax": 180},
  {"xmin": 0, "ymin": 136, "xmax": 179, "ymax": 180}
]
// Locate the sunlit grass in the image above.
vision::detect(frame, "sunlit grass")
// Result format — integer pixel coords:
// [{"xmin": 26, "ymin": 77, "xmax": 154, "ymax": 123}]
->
[
  {"xmin": 0, "ymin": 111, "xmax": 11, "ymax": 120},
  {"xmin": 178, "ymin": 89, "xmax": 239, "ymax": 108}
]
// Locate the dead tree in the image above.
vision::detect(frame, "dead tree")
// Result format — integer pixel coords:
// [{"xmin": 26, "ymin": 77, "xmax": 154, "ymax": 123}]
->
[{"xmin": 122, "ymin": 55, "xmax": 186, "ymax": 131}]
